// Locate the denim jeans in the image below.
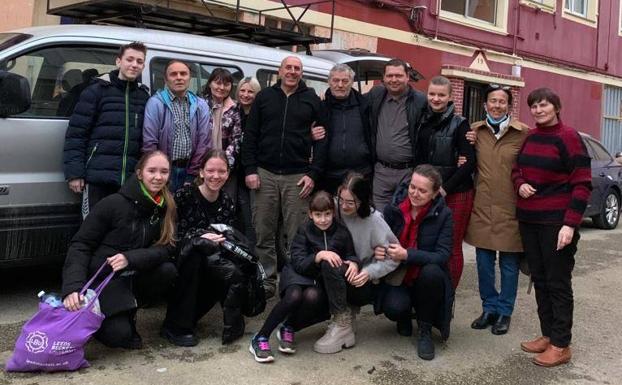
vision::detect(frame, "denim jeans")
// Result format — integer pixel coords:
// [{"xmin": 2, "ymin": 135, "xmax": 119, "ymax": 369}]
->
[
  {"xmin": 170, "ymin": 167, "xmax": 192, "ymax": 193},
  {"xmin": 475, "ymin": 248, "xmax": 520, "ymax": 317}
]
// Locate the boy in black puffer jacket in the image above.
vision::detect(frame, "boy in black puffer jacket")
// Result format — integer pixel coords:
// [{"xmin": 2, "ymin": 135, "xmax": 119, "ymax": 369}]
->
[{"xmin": 63, "ymin": 42, "xmax": 150, "ymax": 217}]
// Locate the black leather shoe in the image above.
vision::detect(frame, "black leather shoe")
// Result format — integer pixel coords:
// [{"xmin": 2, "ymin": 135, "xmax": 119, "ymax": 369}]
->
[
  {"xmin": 160, "ymin": 327, "xmax": 198, "ymax": 347},
  {"xmin": 471, "ymin": 312, "xmax": 498, "ymax": 329},
  {"xmin": 396, "ymin": 318, "xmax": 413, "ymax": 337},
  {"xmin": 491, "ymin": 315, "xmax": 511, "ymax": 335}
]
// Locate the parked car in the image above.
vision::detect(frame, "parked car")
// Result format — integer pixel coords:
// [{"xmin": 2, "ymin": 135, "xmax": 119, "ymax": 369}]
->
[{"xmin": 582, "ymin": 133, "xmax": 622, "ymax": 229}]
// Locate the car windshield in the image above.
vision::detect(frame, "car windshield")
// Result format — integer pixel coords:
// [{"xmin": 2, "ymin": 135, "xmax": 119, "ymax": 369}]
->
[{"xmin": 0, "ymin": 33, "xmax": 31, "ymax": 51}]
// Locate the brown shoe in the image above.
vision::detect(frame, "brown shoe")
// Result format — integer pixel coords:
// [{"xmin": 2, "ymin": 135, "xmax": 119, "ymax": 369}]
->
[
  {"xmin": 533, "ymin": 344, "xmax": 572, "ymax": 367},
  {"xmin": 521, "ymin": 336, "xmax": 550, "ymax": 353}
]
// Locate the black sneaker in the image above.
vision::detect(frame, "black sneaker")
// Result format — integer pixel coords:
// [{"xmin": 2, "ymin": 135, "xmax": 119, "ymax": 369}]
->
[
  {"xmin": 277, "ymin": 325, "xmax": 296, "ymax": 354},
  {"xmin": 249, "ymin": 334, "xmax": 275, "ymax": 363}
]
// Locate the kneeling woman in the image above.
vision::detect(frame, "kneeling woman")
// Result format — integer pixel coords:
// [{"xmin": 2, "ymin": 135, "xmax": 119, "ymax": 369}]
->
[
  {"xmin": 162, "ymin": 149, "xmax": 248, "ymax": 346},
  {"xmin": 62, "ymin": 151, "xmax": 178, "ymax": 349},
  {"xmin": 379, "ymin": 164, "xmax": 454, "ymax": 360}
]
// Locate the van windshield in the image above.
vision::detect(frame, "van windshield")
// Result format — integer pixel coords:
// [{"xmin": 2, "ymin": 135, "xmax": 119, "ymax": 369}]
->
[{"xmin": 0, "ymin": 33, "xmax": 31, "ymax": 51}]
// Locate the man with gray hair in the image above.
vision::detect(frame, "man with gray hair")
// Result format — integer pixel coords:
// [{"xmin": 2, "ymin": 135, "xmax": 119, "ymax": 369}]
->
[{"xmin": 315, "ymin": 63, "xmax": 372, "ymax": 194}]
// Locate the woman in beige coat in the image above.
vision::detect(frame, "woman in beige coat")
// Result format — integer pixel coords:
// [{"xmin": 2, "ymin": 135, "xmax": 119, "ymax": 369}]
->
[{"xmin": 464, "ymin": 84, "xmax": 528, "ymax": 335}]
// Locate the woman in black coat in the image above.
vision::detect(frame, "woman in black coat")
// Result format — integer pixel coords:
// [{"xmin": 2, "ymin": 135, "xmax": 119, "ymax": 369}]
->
[
  {"xmin": 162, "ymin": 149, "xmax": 249, "ymax": 347},
  {"xmin": 62, "ymin": 151, "xmax": 178, "ymax": 349},
  {"xmin": 378, "ymin": 164, "xmax": 454, "ymax": 361}
]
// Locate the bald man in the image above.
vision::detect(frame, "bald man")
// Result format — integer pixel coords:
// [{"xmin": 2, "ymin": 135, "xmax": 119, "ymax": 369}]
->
[{"xmin": 241, "ymin": 56, "xmax": 328, "ymax": 297}]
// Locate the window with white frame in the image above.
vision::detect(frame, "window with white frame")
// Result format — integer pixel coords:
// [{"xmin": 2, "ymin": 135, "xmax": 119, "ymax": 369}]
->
[
  {"xmin": 564, "ymin": 0, "xmax": 588, "ymax": 17},
  {"xmin": 442, "ymin": 0, "xmax": 498, "ymax": 24}
]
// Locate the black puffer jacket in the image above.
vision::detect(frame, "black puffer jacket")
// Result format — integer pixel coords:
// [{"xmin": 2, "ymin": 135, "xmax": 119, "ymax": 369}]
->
[
  {"xmin": 241, "ymin": 80, "xmax": 328, "ymax": 181},
  {"xmin": 63, "ymin": 70, "xmax": 150, "ymax": 186},
  {"xmin": 280, "ymin": 220, "xmax": 360, "ymax": 294},
  {"xmin": 61, "ymin": 174, "xmax": 174, "ymax": 316}
]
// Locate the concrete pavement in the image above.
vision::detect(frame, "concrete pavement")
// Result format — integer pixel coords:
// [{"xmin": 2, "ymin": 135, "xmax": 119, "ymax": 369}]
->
[{"xmin": 1, "ymin": 224, "xmax": 621, "ymax": 385}]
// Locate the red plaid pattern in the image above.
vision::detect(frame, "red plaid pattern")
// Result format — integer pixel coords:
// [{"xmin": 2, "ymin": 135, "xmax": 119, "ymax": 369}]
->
[{"xmin": 444, "ymin": 189, "xmax": 474, "ymax": 289}]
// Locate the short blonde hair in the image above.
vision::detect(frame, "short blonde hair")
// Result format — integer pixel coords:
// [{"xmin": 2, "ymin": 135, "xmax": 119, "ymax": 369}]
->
[{"xmin": 236, "ymin": 76, "xmax": 261, "ymax": 100}]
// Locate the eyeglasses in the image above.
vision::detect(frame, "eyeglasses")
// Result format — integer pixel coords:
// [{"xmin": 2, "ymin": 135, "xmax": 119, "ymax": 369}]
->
[
  {"xmin": 338, "ymin": 197, "xmax": 358, "ymax": 208},
  {"xmin": 490, "ymin": 84, "xmax": 511, "ymax": 91}
]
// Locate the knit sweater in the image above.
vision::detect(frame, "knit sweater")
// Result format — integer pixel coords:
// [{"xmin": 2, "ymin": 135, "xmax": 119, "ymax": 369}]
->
[
  {"xmin": 340, "ymin": 209, "xmax": 399, "ymax": 280},
  {"xmin": 511, "ymin": 121, "xmax": 592, "ymax": 227}
]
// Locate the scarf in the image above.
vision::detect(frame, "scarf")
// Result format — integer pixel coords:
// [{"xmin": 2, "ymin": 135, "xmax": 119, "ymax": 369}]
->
[
  {"xmin": 485, "ymin": 113, "xmax": 510, "ymax": 135},
  {"xmin": 398, "ymin": 197, "xmax": 432, "ymax": 286}
]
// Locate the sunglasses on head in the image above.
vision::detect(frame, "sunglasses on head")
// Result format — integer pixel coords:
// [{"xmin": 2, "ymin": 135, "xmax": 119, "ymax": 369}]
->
[{"xmin": 490, "ymin": 84, "xmax": 511, "ymax": 91}]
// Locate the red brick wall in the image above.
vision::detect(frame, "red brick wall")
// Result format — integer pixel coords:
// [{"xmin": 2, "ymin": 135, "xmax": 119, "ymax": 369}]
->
[{"xmin": 449, "ymin": 77, "xmax": 465, "ymax": 115}]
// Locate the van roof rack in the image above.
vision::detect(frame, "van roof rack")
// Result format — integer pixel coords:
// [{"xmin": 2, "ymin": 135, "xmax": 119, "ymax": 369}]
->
[{"xmin": 46, "ymin": 0, "xmax": 334, "ymax": 53}]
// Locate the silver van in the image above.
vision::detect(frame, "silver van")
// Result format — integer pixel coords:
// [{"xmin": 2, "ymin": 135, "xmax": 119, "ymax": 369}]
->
[{"xmin": 0, "ymin": 25, "xmax": 394, "ymax": 267}]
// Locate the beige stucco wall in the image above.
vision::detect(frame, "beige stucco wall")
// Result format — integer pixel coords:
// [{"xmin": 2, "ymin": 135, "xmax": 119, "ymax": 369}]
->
[{"xmin": 1, "ymin": 0, "xmax": 59, "ymax": 32}]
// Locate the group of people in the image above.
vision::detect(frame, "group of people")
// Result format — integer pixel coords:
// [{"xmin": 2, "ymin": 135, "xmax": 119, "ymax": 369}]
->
[{"xmin": 59, "ymin": 41, "xmax": 592, "ymax": 368}]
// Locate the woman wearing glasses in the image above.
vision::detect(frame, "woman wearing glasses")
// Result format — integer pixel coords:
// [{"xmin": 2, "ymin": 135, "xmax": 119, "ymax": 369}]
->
[{"xmin": 465, "ymin": 84, "xmax": 529, "ymax": 336}]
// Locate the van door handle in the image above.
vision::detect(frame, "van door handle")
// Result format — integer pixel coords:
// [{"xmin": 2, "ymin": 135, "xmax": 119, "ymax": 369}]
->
[{"xmin": 0, "ymin": 185, "xmax": 9, "ymax": 195}]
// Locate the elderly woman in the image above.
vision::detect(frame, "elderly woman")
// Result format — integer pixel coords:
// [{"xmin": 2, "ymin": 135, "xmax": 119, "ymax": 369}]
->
[
  {"xmin": 235, "ymin": 77, "xmax": 261, "ymax": 244},
  {"xmin": 512, "ymin": 88, "xmax": 591, "ymax": 367},
  {"xmin": 378, "ymin": 164, "xmax": 454, "ymax": 361}
]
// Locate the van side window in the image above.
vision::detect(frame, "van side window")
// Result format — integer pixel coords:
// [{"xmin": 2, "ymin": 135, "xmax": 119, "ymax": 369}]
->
[
  {"xmin": 149, "ymin": 58, "xmax": 243, "ymax": 97},
  {"xmin": 256, "ymin": 69, "xmax": 328, "ymax": 97},
  {"xmin": 0, "ymin": 46, "xmax": 117, "ymax": 118}
]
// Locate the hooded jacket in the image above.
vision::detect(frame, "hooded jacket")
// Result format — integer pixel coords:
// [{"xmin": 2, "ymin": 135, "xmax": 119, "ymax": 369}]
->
[
  {"xmin": 61, "ymin": 174, "xmax": 174, "ymax": 316},
  {"xmin": 142, "ymin": 89, "xmax": 211, "ymax": 176},
  {"xmin": 63, "ymin": 70, "xmax": 150, "ymax": 186},
  {"xmin": 241, "ymin": 80, "xmax": 328, "ymax": 181}
]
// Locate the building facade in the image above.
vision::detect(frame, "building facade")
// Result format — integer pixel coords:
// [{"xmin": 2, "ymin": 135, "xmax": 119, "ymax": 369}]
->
[{"xmin": 3, "ymin": 0, "xmax": 621, "ymax": 152}]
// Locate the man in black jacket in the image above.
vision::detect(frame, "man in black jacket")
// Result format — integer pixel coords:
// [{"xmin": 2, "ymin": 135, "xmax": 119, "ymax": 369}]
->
[
  {"xmin": 316, "ymin": 64, "xmax": 372, "ymax": 194},
  {"xmin": 63, "ymin": 42, "xmax": 150, "ymax": 217},
  {"xmin": 368, "ymin": 59, "xmax": 427, "ymax": 211},
  {"xmin": 241, "ymin": 55, "xmax": 328, "ymax": 297}
]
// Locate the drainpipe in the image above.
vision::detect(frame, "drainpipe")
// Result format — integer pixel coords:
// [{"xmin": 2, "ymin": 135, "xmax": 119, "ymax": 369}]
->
[
  {"xmin": 594, "ymin": 3, "xmax": 600, "ymax": 69},
  {"xmin": 512, "ymin": 1, "xmax": 520, "ymax": 56},
  {"xmin": 434, "ymin": 0, "xmax": 441, "ymax": 40}
]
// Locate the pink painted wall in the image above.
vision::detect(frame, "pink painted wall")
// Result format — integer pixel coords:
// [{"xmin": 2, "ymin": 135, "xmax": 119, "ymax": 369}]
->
[
  {"xmin": 329, "ymin": 0, "xmax": 622, "ymax": 78},
  {"xmin": 518, "ymin": 68, "xmax": 602, "ymax": 137}
]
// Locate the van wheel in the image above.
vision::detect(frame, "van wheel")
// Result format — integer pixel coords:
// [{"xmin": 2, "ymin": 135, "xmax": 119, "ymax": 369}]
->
[{"xmin": 592, "ymin": 189, "xmax": 620, "ymax": 229}]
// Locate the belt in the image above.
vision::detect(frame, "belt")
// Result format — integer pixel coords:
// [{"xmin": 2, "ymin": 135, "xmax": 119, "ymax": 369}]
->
[
  {"xmin": 377, "ymin": 159, "xmax": 414, "ymax": 170},
  {"xmin": 172, "ymin": 159, "xmax": 190, "ymax": 168}
]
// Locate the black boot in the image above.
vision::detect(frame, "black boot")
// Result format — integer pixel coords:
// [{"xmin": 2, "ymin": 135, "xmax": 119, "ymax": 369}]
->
[
  {"xmin": 222, "ymin": 307, "xmax": 245, "ymax": 345},
  {"xmin": 417, "ymin": 322, "xmax": 435, "ymax": 360},
  {"xmin": 396, "ymin": 317, "xmax": 413, "ymax": 337}
]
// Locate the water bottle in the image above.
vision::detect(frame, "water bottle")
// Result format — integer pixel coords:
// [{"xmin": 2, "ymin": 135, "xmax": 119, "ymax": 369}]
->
[
  {"xmin": 38, "ymin": 291, "xmax": 63, "ymax": 308},
  {"xmin": 82, "ymin": 289, "xmax": 102, "ymax": 315}
]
